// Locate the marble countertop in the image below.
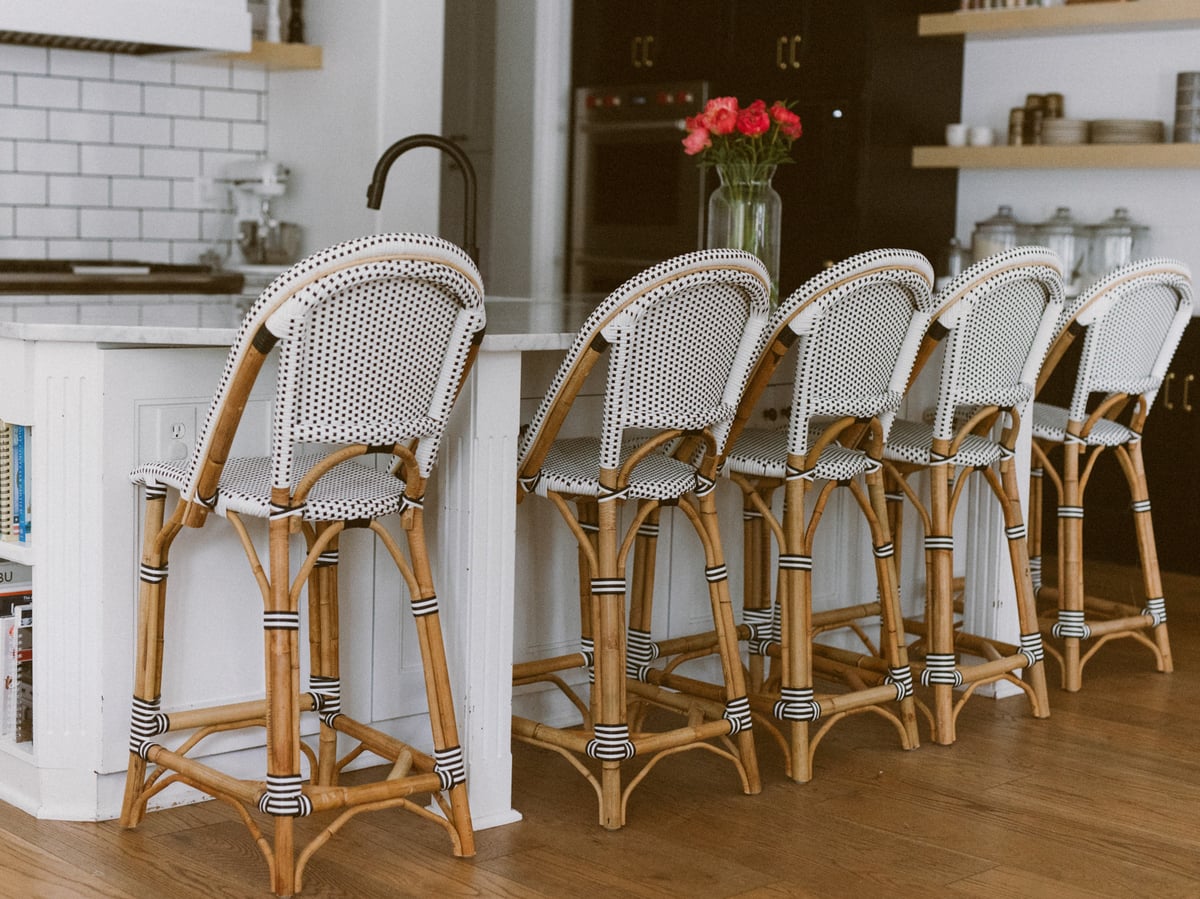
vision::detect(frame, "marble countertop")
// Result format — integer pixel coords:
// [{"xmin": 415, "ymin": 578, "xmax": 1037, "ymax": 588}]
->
[{"xmin": 0, "ymin": 294, "xmax": 601, "ymax": 351}]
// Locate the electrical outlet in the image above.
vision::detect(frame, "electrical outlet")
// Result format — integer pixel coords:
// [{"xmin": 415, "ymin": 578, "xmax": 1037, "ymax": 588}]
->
[{"xmin": 138, "ymin": 403, "xmax": 199, "ymax": 464}]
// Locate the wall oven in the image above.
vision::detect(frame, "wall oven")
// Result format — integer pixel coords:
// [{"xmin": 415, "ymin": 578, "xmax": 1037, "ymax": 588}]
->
[{"xmin": 568, "ymin": 81, "xmax": 708, "ymax": 294}]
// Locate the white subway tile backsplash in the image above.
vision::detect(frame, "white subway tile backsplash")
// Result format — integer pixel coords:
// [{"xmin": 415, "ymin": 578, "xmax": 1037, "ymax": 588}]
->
[
  {"xmin": 143, "ymin": 209, "xmax": 201, "ymax": 240},
  {"xmin": 49, "ymin": 109, "xmax": 111, "ymax": 142},
  {"xmin": 81, "ymin": 208, "xmax": 140, "ymax": 240},
  {"xmin": 174, "ymin": 62, "xmax": 233, "ymax": 90},
  {"xmin": 112, "ymin": 177, "xmax": 172, "ymax": 209},
  {"xmin": 112, "ymin": 56, "xmax": 174, "ymax": 86},
  {"xmin": 80, "ymin": 144, "xmax": 141, "ymax": 177},
  {"xmin": 81, "ymin": 80, "xmax": 141, "ymax": 113},
  {"xmin": 16, "ymin": 75, "xmax": 80, "ymax": 109},
  {"xmin": 202, "ymin": 89, "xmax": 260, "ymax": 122},
  {"xmin": 174, "ymin": 118, "xmax": 231, "ymax": 150},
  {"xmin": 114, "ymin": 113, "xmax": 172, "ymax": 147},
  {"xmin": 3, "ymin": 48, "xmax": 266, "ymax": 264},
  {"xmin": 1, "ymin": 47, "xmax": 48, "ymax": 76},
  {"xmin": 16, "ymin": 206, "xmax": 77, "ymax": 238},
  {"xmin": 16, "ymin": 141, "xmax": 78, "ymax": 174},
  {"xmin": 143, "ymin": 84, "xmax": 202, "ymax": 118},
  {"xmin": 0, "ymin": 107, "xmax": 48, "ymax": 141},
  {"xmin": 49, "ymin": 175, "xmax": 109, "ymax": 207},
  {"xmin": 0, "ymin": 173, "xmax": 47, "ymax": 205},
  {"xmin": 143, "ymin": 147, "xmax": 202, "ymax": 179}
]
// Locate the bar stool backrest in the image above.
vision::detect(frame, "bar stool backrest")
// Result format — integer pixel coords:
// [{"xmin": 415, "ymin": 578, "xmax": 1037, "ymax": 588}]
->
[
  {"xmin": 1060, "ymin": 258, "xmax": 1193, "ymax": 423},
  {"xmin": 180, "ymin": 233, "xmax": 486, "ymax": 513},
  {"xmin": 926, "ymin": 246, "xmax": 1065, "ymax": 442},
  {"xmin": 518, "ymin": 249, "xmax": 771, "ymax": 478}
]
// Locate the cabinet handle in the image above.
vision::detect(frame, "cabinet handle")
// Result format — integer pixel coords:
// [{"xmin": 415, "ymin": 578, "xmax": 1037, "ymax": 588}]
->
[
  {"xmin": 790, "ymin": 34, "xmax": 802, "ymax": 69},
  {"xmin": 1163, "ymin": 371, "xmax": 1176, "ymax": 410},
  {"xmin": 643, "ymin": 33, "xmax": 654, "ymax": 67},
  {"xmin": 776, "ymin": 35, "xmax": 788, "ymax": 71},
  {"xmin": 1185, "ymin": 373, "xmax": 1195, "ymax": 412},
  {"xmin": 631, "ymin": 35, "xmax": 642, "ymax": 68}
]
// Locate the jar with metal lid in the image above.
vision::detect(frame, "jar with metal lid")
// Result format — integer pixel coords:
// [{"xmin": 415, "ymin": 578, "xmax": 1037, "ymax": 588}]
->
[
  {"xmin": 971, "ymin": 204, "xmax": 1022, "ymax": 262},
  {"xmin": 1088, "ymin": 207, "xmax": 1150, "ymax": 281},
  {"xmin": 1034, "ymin": 206, "xmax": 1086, "ymax": 291}
]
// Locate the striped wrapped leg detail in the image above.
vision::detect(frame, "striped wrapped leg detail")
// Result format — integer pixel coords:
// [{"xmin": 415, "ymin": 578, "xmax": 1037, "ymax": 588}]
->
[
  {"xmin": 1030, "ymin": 555, "xmax": 1043, "ymax": 594},
  {"xmin": 434, "ymin": 745, "xmax": 466, "ymax": 790},
  {"xmin": 1019, "ymin": 631, "xmax": 1045, "ymax": 667},
  {"xmin": 129, "ymin": 696, "xmax": 169, "ymax": 759},
  {"xmin": 885, "ymin": 665, "xmax": 914, "ymax": 701},
  {"xmin": 1005, "ymin": 523, "xmax": 1027, "ymax": 541},
  {"xmin": 410, "ymin": 595, "xmax": 439, "ymax": 617},
  {"xmin": 315, "ymin": 549, "xmax": 339, "ymax": 568},
  {"xmin": 873, "ymin": 542, "xmax": 895, "ymax": 560},
  {"xmin": 139, "ymin": 563, "xmax": 168, "ymax": 584},
  {"xmin": 1142, "ymin": 597, "xmax": 1167, "ymax": 626},
  {"xmin": 636, "ymin": 522, "xmax": 660, "ymax": 538},
  {"xmin": 1052, "ymin": 609, "xmax": 1091, "ymax": 639},
  {"xmin": 1057, "ymin": 505, "xmax": 1085, "ymax": 520},
  {"xmin": 723, "ymin": 696, "xmax": 753, "ymax": 735},
  {"xmin": 924, "ymin": 535, "xmax": 954, "ymax": 552},
  {"xmin": 744, "ymin": 607, "xmax": 778, "ymax": 656},
  {"xmin": 920, "ymin": 653, "xmax": 963, "ymax": 686},
  {"xmin": 774, "ymin": 686, "xmax": 821, "ymax": 722},
  {"xmin": 779, "ymin": 554, "xmax": 812, "ymax": 572},
  {"xmin": 591, "ymin": 578, "xmax": 626, "ymax": 596},
  {"xmin": 626, "ymin": 627, "xmax": 660, "ymax": 681},
  {"xmin": 705, "ymin": 564, "xmax": 728, "ymax": 583},
  {"xmin": 586, "ymin": 723, "xmax": 636, "ymax": 761},
  {"xmin": 1130, "ymin": 498, "xmax": 1152, "ymax": 514},
  {"xmin": 263, "ymin": 610, "xmax": 300, "ymax": 630},
  {"xmin": 694, "ymin": 473, "xmax": 717, "ymax": 497},
  {"xmin": 258, "ymin": 774, "xmax": 313, "ymax": 817},
  {"xmin": 142, "ymin": 483, "xmax": 168, "ymax": 500},
  {"xmin": 306, "ymin": 675, "xmax": 342, "ymax": 725}
]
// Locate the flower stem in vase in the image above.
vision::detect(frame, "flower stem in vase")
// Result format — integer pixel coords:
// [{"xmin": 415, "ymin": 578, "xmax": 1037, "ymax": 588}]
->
[{"xmin": 707, "ymin": 164, "xmax": 782, "ymax": 304}]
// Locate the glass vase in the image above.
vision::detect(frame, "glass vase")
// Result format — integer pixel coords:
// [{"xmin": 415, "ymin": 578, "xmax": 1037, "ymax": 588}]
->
[{"xmin": 706, "ymin": 164, "xmax": 782, "ymax": 303}]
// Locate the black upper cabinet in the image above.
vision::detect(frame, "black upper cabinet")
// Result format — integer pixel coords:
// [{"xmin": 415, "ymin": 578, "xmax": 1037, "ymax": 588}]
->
[{"xmin": 572, "ymin": 0, "xmax": 729, "ymax": 86}]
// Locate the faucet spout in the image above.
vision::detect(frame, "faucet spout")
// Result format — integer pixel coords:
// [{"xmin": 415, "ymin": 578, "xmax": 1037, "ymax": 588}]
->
[{"xmin": 366, "ymin": 133, "xmax": 479, "ymax": 265}]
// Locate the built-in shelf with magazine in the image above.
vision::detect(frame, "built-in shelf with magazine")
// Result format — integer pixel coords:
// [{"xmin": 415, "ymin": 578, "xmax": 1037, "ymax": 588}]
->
[{"xmin": 0, "ymin": 561, "xmax": 33, "ymax": 758}]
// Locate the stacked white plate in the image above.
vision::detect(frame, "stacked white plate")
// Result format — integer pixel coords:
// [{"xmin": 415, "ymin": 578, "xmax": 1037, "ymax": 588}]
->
[
  {"xmin": 1040, "ymin": 118, "xmax": 1089, "ymax": 145},
  {"xmin": 1089, "ymin": 119, "xmax": 1164, "ymax": 144}
]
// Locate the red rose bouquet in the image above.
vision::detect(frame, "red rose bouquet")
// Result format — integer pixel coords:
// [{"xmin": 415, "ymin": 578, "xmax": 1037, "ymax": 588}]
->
[{"xmin": 683, "ymin": 96, "xmax": 802, "ymax": 180}]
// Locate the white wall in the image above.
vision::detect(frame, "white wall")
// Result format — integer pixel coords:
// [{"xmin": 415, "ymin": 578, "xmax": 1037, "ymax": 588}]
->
[
  {"xmin": 267, "ymin": 0, "xmax": 446, "ymax": 254},
  {"xmin": 956, "ymin": 27, "xmax": 1200, "ymax": 278}
]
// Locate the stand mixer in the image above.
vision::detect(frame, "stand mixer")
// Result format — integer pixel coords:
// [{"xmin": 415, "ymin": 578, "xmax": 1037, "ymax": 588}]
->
[{"xmin": 225, "ymin": 160, "xmax": 301, "ymax": 265}]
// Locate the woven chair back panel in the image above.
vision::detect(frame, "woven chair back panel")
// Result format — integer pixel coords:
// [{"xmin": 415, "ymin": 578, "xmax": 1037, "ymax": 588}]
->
[
  {"xmin": 1076, "ymin": 280, "xmax": 1182, "ymax": 403},
  {"xmin": 793, "ymin": 280, "xmax": 917, "ymax": 423},
  {"xmin": 603, "ymin": 280, "xmax": 750, "ymax": 462},
  {"xmin": 936, "ymin": 277, "xmax": 1052, "ymax": 435}
]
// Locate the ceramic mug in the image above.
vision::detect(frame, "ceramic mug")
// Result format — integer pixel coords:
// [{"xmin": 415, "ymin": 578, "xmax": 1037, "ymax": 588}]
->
[
  {"xmin": 945, "ymin": 123, "xmax": 968, "ymax": 147},
  {"xmin": 968, "ymin": 125, "xmax": 995, "ymax": 147}
]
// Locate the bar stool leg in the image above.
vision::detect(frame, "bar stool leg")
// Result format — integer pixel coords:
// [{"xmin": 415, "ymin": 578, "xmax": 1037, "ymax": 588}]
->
[
  {"xmin": 741, "ymin": 486, "xmax": 777, "ymax": 693},
  {"xmin": 777, "ymin": 470, "xmax": 816, "ymax": 780},
  {"xmin": 627, "ymin": 503, "xmax": 661, "ymax": 730},
  {"xmin": 925, "ymin": 459, "xmax": 958, "ymax": 746},
  {"xmin": 403, "ymin": 499, "xmax": 475, "ymax": 854},
  {"xmin": 307, "ymin": 525, "xmax": 340, "ymax": 786},
  {"xmin": 1118, "ymin": 440, "xmax": 1173, "ymax": 673},
  {"xmin": 1056, "ymin": 438, "xmax": 1086, "ymax": 692},
  {"xmin": 122, "ymin": 487, "xmax": 174, "ymax": 829},
  {"xmin": 593, "ymin": 486, "xmax": 630, "ymax": 830}
]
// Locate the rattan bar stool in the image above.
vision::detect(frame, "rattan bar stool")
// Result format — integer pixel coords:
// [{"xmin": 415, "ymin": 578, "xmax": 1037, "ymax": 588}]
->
[
  {"xmin": 1027, "ymin": 258, "xmax": 1192, "ymax": 691},
  {"xmin": 702, "ymin": 249, "xmax": 942, "ymax": 782},
  {"xmin": 120, "ymin": 233, "xmax": 486, "ymax": 896},
  {"xmin": 511, "ymin": 249, "xmax": 771, "ymax": 829},
  {"xmin": 880, "ymin": 246, "xmax": 1064, "ymax": 746}
]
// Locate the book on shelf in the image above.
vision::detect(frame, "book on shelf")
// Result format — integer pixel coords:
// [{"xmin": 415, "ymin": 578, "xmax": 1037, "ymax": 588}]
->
[
  {"xmin": 0, "ymin": 422, "xmax": 30, "ymax": 545},
  {"xmin": 0, "ymin": 561, "xmax": 32, "ymax": 742}
]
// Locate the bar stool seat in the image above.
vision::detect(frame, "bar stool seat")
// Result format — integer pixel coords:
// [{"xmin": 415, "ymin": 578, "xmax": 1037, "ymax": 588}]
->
[
  {"xmin": 723, "ymin": 429, "xmax": 881, "ymax": 480},
  {"xmin": 1032, "ymin": 405, "xmax": 1139, "ymax": 446},
  {"xmin": 884, "ymin": 418, "xmax": 1008, "ymax": 467},
  {"xmin": 529, "ymin": 436, "xmax": 703, "ymax": 500}
]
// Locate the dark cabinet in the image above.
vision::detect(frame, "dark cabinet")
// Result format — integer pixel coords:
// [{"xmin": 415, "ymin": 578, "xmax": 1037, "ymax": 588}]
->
[{"xmin": 572, "ymin": 0, "xmax": 729, "ymax": 86}]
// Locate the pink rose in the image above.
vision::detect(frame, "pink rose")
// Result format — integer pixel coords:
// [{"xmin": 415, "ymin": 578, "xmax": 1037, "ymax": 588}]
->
[
  {"xmin": 704, "ymin": 96, "xmax": 739, "ymax": 135},
  {"xmin": 736, "ymin": 99, "xmax": 770, "ymax": 137},
  {"xmin": 770, "ymin": 102, "xmax": 802, "ymax": 140},
  {"xmin": 682, "ymin": 126, "xmax": 711, "ymax": 156}
]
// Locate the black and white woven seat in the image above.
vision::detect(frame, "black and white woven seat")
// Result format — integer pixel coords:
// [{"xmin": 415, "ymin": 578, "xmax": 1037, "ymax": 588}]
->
[
  {"xmin": 121, "ymin": 233, "xmax": 486, "ymax": 896},
  {"xmin": 511, "ymin": 249, "xmax": 771, "ymax": 828},
  {"xmin": 1026, "ymin": 258, "xmax": 1192, "ymax": 692},
  {"xmin": 880, "ymin": 246, "xmax": 1064, "ymax": 746},
  {"xmin": 693, "ymin": 248, "xmax": 938, "ymax": 783}
]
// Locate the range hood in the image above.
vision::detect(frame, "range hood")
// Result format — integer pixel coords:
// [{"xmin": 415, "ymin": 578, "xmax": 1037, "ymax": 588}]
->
[{"xmin": 0, "ymin": 0, "xmax": 251, "ymax": 55}]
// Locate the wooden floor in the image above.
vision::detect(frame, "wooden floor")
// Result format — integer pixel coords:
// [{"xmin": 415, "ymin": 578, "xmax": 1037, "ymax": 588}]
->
[{"xmin": 4, "ymin": 559, "xmax": 1200, "ymax": 898}]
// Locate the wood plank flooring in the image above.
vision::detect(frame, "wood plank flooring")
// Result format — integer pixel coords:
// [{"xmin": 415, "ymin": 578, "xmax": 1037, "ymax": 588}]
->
[{"xmin": 3, "ymin": 559, "xmax": 1199, "ymax": 897}]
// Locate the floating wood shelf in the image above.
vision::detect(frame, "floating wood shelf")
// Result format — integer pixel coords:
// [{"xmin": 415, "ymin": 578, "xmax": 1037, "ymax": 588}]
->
[
  {"xmin": 216, "ymin": 39, "xmax": 322, "ymax": 70},
  {"xmin": 912, "ymin": 143, "xmax": 1200, "ymax": 169},
  {"xmin": 919, "ymin": 0, "xmax": 1200, "ymax": 39}
]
